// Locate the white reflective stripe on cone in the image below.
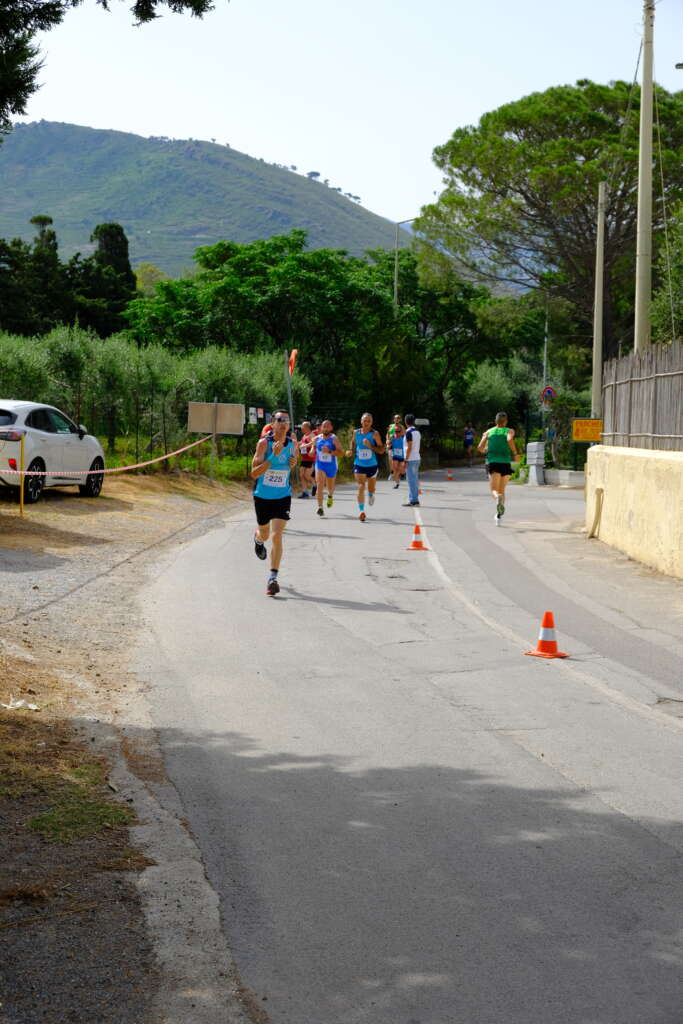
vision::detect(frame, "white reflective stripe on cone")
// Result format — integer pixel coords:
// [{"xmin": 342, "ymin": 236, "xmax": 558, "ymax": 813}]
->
[{"xmin": 538, "ymin": 628, "xmax": 557, "ymax": 641}]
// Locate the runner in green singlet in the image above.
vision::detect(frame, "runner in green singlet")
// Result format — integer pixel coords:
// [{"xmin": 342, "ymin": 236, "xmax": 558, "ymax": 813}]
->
[{"xmin": 477, "ymin": 411, "xmax": 519, "ymax": 524}]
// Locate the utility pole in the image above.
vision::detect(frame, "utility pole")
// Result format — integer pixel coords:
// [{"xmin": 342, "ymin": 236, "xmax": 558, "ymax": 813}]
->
[
  {"xmin": 592, "ymin": 181, "xmax": 607, "ymax": 417},
  {"xmin": 542, "ymin": 301, "xmax": 549, "ymax": 438},
  {"xmin": 634, "ymin": 0, "xmax": 655, "ymax": 353}
]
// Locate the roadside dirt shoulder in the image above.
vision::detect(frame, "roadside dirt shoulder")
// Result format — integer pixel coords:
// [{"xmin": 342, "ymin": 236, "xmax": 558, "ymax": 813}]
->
[{"xmin": 0, "ymin": 473, "xmax": 251, "ymax": 1024}]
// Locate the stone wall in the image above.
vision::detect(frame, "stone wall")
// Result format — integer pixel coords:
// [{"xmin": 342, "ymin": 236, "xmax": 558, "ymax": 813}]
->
[{"xmin": 585, "ymin": 446, "xmax": 683, "ymax": 579}]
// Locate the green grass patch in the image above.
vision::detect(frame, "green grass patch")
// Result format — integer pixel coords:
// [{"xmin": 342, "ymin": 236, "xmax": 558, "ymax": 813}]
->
[
  {"xmin": 1, "ymin": 713, "xmax": 135, "ymax": 844},
  {"xmin": 69, "ymin": 762, "xmax": 107, "ymax": 788},
  {"xmin": 28, "ymin": 798, "xmax": 134, "ymax": 843}
]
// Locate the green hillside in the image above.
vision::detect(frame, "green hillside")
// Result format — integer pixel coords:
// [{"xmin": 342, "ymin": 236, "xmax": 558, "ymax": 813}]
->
[{"xmin": 0, "ymin": 121, "xmax": 405, "ymax": 276}]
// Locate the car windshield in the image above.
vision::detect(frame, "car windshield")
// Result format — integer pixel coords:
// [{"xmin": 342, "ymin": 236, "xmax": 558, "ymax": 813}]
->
[{"xmin": 0, "ymin": 410, "xmax": 17, "ymax": 426}]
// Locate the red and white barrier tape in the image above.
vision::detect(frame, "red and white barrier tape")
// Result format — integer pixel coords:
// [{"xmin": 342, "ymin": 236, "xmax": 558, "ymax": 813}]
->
[{"xmin": 2, "ymin": 435, "xmax": 213, "ymax": 476}]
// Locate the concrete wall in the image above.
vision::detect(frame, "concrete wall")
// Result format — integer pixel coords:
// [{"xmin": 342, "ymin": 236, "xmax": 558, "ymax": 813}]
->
[{"xmin": 585, "ymin": 446, "xmax": 683, "ymax": 579}]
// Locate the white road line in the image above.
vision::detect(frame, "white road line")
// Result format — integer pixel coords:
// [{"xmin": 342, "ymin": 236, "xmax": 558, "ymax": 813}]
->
[{"xmin": 413, "ymin": 506, "xmax": 683, "ymax": 736}]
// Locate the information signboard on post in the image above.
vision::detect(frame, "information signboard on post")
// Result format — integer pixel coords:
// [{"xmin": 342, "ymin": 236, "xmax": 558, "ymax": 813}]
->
[
  {"xmin": 571, "ymin": 418, "xmax": 602, "ymax": 443},
  {"xmin": 188, "ymin": 402, "xmax": 245, "ymax": 482},
  {"xmin": 187, "ymin": 402, "xmax": 245, "ymax": 436}
]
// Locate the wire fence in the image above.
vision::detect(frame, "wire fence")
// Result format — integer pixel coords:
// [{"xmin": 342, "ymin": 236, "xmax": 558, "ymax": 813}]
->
[{"xmin": 602, "ymin": 340, "xmax": 683, "ymax": 450}]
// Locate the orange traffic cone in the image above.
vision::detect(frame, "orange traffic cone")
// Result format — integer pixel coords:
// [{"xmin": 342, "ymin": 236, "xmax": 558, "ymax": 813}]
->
[
  {"xmin": 446, "ymin": 468, "xmax": 454, "ymax": 481},
  {"xmin": 406, "ymin": 523, "xmax": 428, "ymax": 551},
  {"xmin": 524, "ymin": 611, "xmax": 568, "ymax": 659}
]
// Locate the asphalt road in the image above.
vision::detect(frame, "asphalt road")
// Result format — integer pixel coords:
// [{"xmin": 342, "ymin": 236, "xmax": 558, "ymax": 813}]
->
[{"xmin": 136, "ymin": 468, "xmax": 683, "ymax": 1024}]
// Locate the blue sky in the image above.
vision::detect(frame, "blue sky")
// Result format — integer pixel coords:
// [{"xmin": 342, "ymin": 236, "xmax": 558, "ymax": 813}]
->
[{"xmin": 24, "ymin": 0, "xmax": 683, "ymax": 224}]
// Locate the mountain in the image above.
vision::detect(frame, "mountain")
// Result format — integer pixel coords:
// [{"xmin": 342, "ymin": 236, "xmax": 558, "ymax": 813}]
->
[{"xmin": 0, "ymin": 121, "xmax": 406, "ymax": 276}]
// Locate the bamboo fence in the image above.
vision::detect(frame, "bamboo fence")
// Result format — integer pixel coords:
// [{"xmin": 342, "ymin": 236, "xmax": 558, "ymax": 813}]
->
[{"xmin": 602, "ymin": 340, "xmax": 683, "ymax": 450}]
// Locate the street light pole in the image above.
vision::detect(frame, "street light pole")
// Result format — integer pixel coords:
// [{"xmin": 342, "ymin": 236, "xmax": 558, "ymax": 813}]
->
[
  {"xmin": 592, "ymin": 181, "xmax": 608, "ymax": 417},
  {"xmin": 393, "ymin": 218, "xmax": 417, "ymax": 309},
  {"xmin": 634, "ymin": 0, "xmax": 655, "ymax": 353}
]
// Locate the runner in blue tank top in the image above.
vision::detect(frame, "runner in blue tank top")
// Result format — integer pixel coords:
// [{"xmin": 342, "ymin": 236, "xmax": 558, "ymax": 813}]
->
[
  {"xmin": 387, "ymin": 423, "xmax": 406, "ymax": 489},
  {"xmin": 345, "ymin": 412, "xmax": 384, "ymax": 521},
  {"xmin": 314, "ymin": 419, "xmax": 344, "ymax": 517},
  {"xmin": 251, "ymin": 410, "xmax": 298, "ymax": 595}
]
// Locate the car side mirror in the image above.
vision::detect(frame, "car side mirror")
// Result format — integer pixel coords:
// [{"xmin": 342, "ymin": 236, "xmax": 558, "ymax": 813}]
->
[{"xmin": 78, "ymin": 424, "xmax": 87, "ymax": 439}]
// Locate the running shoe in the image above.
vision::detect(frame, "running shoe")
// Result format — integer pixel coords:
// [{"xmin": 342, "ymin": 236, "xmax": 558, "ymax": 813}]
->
[
  {"xmin": 393, "ymin": 483, "xmax": 399, "ymax": 489},
  {"xmin": 254, "ymin": 536, "xmax": 267, "ymax": 560},
  {"xmin": 327, "ymin": 496, "xmax": 333, "ymax": 508},
  {"xmin": 297, "ymin": 492, "xmax": 309, "ymax": 499},
  {"xmin": 359, "ymin": 511, "xmax": 366, "ymax": 522},
  {"xmin": 317, "ymin": 507, "xmax": 324, "ymax": 517},
  {"xmin": 266, "ymin": 577, "xmax": 280, "ymax": 596},
  {"xmin": 368, "ymin": 493, "xmax": 375, "ymax": 506},
  {"xmin": 496, "ymin": 499, "xmax": 505, "ymax": 518}
]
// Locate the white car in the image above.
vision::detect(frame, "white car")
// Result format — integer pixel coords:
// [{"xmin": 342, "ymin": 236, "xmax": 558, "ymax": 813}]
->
[{"xmin": 0, "ymin": 401, "xmax": 105, "ymax": 503}]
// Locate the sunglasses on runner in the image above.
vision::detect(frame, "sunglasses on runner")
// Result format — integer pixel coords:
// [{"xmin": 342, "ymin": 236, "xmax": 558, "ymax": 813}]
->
[{"xmin": 273, "ymin": 416, "xmax": 289, "ymax": 422}]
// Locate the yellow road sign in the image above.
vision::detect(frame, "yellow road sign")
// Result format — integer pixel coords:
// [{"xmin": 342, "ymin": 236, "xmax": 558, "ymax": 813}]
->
[{"xmin": 572, "ymin": 418, "xmax": 602, "ymax": 442}]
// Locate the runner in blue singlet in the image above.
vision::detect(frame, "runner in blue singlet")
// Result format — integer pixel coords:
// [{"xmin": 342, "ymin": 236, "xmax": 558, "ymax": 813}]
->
[
  {"xmin": 388, "ymin": 424, "xmax": 406, "ymax": 488},
  {"xmin": 314, "ymin": 419, "xmax": 344, "ymax": 517},
  {"xmin": 345, "ymin": 412, "xmax": 384, "ymax": 521},
  {"xmin": 463, "ymin": 423, "xmax": 475, "ymax": 466},
  {"xmin": 251, "ymin": 410, "xmax": 298, "ymax": 595}
]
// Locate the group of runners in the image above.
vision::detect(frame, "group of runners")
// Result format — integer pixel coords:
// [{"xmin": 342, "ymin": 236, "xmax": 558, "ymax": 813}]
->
[{"xmin": 251, "ymin": 409, "xmax": 518, "ymax": 595}]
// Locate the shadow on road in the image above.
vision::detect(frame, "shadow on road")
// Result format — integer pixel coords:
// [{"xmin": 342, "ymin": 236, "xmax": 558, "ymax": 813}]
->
[
  {"xmin": 284, "ymin": 530, "xmax": 362, "ymax": 541},
  {"xmin": 150, "ymin": 723, "xmax": 683, "ymax": 1024},
  {"xmin": 283, "ymin": 586, "xmax": 411, "ymax": 614}
]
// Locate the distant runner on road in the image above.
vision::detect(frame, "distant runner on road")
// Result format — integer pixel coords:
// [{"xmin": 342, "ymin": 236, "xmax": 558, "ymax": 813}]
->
[
  {"xmin": 387, "ymin": 422, "xmax": 406, "ymax": 489},
  {"xmin": 346, "ymin": 413, "xmax": 384, "ymax": 521},
  {"xmin": 477, "ymin": 411, "xmax": 519, "ymax": 524},
  {"xmin": 314, "ymin": 420, "xmax": 344, "ymax": 517},
  {"xmin": 463, "ymin": 423, "xmax": 475, "ymax": 466},
  {"xmin": 386, "ymin": 413, "xmax": 404, "ymax": 479},
  {"xmin": 298, "ymin": 420, "xmax": 315, "ymax": 499},
  {"xmin": 251, "ymin": 410, "xmax": 298, "ymax": 595}
]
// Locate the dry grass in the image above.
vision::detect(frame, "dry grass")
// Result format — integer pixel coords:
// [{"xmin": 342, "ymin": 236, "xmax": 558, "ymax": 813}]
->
[
  {"xmin": 0, "ymin": 471, "xmax": 250, "ymax": 554},
  {"xmin": 0, "ymin": 702, "xmax": 133, "ymax": 842}
]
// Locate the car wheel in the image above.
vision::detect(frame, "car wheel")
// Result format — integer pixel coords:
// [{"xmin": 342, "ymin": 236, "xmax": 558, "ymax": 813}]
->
[
  {"xmin": 79, "ymin": 457, "xmax": 104, "ymax": 497},
  {"xmin": 23, "ymin": 459, "xmax": 45, "ymax": 504}
]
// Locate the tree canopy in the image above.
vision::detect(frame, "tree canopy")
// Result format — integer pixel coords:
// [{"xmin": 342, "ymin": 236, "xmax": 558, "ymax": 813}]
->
[
  {"xmin": 415, "ymin": 79, "xmax": 683, "ymax": 361},
  {"xmin": 652, "ymin": 201, "xmax": 683, "ymax": 344},
  {"xmin": 0, "ymin": 216, "xmax": 137, "ymax": 336},
  {"xmin": 125, "ymin": 230, "xmax": 509, "ymax": 427}
]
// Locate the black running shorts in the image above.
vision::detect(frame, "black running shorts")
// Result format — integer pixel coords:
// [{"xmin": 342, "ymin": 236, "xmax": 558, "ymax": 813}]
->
[
  {"xmin": 254, "ymin": 495, "xmax": 291, "ymax": 525},
  {"xmin": 486, "ymin": 462, "xmax": 512, "ymax": 476}
]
